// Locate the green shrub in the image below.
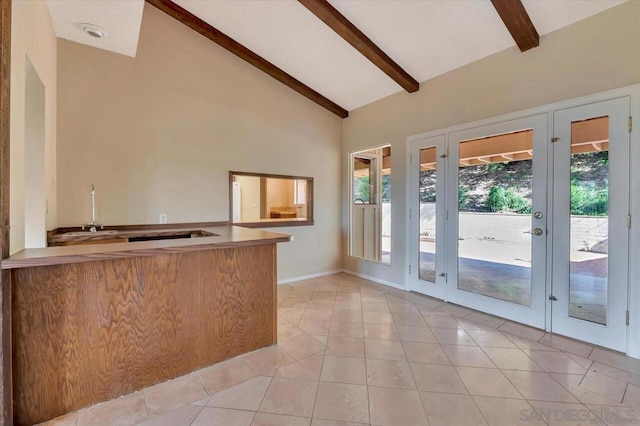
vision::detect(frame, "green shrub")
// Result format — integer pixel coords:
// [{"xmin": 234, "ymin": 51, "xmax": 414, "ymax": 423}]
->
[
  {"xmin": 570, "ymin": 181, "xmax": 608, "ymax": 216},
  {"xmin": 354, "ymin": 176, "xmax": 370, "ymax": 203},
  {"xmin": 458, "ymin": 185, "xmax": 468, "ymax": 208},
  {"xmin": 486, "ymin": 187, "xmax": 507, "ymax": 212},
  {"xmin": 485, "ymin": 187, "xmax": 531, "ymax": 214},
  {"xmin": 487, "ymin": 162, "xmax": 507, "ymax": 173}
]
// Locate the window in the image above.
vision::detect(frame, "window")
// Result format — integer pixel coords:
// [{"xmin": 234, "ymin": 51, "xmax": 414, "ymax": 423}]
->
[
  {"xmin": 349, "ymin": 146, "xmax": 391, "ymax": 263},
  {"xmin": 230, "ymin": 171, "xmax": 313, "ymax": 228}
]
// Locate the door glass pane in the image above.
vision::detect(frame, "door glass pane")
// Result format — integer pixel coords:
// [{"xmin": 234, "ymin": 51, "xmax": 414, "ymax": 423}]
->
[
  {"xmin": 382, "ymin": 169, "xmax": 391, "ymax": 264},
  {"xmin": 353, "ymin": 155, "xmax": 375, "ymax": 204},
  {"xmin": 457, "ymin": 130, "xmax": 533, "ymax": 306},
  {"xmin": 569, "ymin": 116, "xmax": 609, "ymax": 325},
  {"xmin": 419, "ymin": 147, "xmax": 437, "ymax": 282}
]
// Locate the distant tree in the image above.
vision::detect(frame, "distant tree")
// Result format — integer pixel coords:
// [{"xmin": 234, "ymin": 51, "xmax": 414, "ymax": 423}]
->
[
  {"xmin": 382, "ymin": 175, "xmax": 391, "ymax": 202},
  {"xmin": 354, "ymin": 176, "xmax": 370, "ymax": 203},
  {"xmin": 458, "ymin": 185, "xmax": 468, "ymax": 209}
]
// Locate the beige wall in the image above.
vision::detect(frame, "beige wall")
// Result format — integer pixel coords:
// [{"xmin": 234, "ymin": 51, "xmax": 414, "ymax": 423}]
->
[
  {"xmin": 10, "ymin": 0, "xmax": 58, "ymax": 254},
  {"xmin": 342, "ymin": 2, "xmax": 640, "ymax": 283},
  {"xmin": 57, "ymin": 4, "xmax": 342, "ymax": 279}
]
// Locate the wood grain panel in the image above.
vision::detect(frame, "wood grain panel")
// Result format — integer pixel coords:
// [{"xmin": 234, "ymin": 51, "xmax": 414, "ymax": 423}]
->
[
  {"xmin": 0, "ymin": 0, "xmax": 12, "ymax": 423},
  {"xmin": 12, "ymin": 245, "xmax": 277, "ymax": 425},
  {"xmin": 490, "ymin": 0, "xmax": 539, "ymax": 52}
]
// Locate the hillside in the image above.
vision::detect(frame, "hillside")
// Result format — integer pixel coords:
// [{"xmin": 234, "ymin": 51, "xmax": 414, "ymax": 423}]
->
[{"xmin": 419, "ymin": 151, "xmax": 608, "ymax": 215}]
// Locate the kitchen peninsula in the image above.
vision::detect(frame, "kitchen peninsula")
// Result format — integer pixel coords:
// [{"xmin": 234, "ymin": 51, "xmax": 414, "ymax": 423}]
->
[{"xmin": 2, "ymin": 224, "xmax": 290, "ymax": 425}]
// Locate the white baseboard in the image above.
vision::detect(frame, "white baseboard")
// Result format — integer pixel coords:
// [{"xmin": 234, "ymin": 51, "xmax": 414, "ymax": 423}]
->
[
  {"xmin": 341, "ymin": 269, "xmax": 407, "ymax": 291},
  {"xmin": 277, "ymin": 269, "xmax": 343, "ymax": 285}
]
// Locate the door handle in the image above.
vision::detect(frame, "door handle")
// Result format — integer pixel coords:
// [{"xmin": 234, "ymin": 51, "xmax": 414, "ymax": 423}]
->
[{"xmin": 533, "ymin": 228, "xmax": 544, "ymax": 236}]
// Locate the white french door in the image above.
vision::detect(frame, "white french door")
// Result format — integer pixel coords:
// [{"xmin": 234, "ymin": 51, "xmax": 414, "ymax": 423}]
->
[
  {"xmin": 446, "ymin": 115, "xmax": 549, "ymax": 329},
  {"xmin": 408, "ymin": 115, "xmax": 549, "ymax": 329},
  {"xmin": 551, "ymin": 98, "xmax": 630, "ymax": 352},
  {"xmin": 407, "ymin": 135, "xmax": 447, "ymax": 298},
  {"xmin": 406, "ymin": 98, "xmax": 632, "ymax": 352}
]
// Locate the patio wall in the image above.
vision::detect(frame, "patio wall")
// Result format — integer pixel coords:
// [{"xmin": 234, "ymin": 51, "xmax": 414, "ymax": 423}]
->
[{"xmin": 407, "ymin": 202, "xmax": 608, "ymax": 254}]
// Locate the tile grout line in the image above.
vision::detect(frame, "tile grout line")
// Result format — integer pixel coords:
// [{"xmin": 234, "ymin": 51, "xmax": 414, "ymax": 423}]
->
[
  {"xmin": 195, "ymin": 371, "xmax": 210, "ymax": 402},
  {"xmin": 424, "ymin": 307, "xmax": 537, "ymax": 417},
  {"xmin": 362, "ymin": 288, "xmax": 394, "ymax": 425},
  {"xmin": 308, "ymin": 351, "xmax": 325, "ymax": 422},
  {"xmin": 186, "ymin": 406, "xmax": 205, "ymax": 426},
  {"xmin": 396, "ymin": 302, "xmax": 432, "ymax": 424},
  {"xmin": 363, "ymin": 331, "xmax": 372, "ymax": 425},
  {"xmin": 141, "ymin": 389, "xmax": 152, "ymax": 423}
]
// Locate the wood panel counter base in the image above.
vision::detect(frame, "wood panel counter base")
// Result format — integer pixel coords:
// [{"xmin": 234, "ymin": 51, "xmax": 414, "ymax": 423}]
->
[{"xmin": 12, "ymin": 244, "xmax": 278, "ymax": 425}]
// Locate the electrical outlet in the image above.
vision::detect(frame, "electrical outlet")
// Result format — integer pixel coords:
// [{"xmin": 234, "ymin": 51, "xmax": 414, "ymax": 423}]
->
[{"xmin": 159, "ymin": 214, "xmax": 168, "ymax": 224}]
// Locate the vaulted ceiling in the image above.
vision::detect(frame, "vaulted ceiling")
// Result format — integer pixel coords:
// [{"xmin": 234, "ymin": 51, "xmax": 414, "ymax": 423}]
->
[{"xmin": 46, "ymin": 0, "xmax": 627, "ymax": 117}]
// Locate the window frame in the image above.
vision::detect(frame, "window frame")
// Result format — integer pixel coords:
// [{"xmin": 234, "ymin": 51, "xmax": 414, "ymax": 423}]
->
[{"xmin": 229, "ymin": 171, "xmax": 314, "ymax": 228}]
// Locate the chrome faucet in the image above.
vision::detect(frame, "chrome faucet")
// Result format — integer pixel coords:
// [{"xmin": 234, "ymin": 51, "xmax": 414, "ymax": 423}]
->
[{"xmin": 82, "ymin": 184, "xmax": 103, "ymax": 232}]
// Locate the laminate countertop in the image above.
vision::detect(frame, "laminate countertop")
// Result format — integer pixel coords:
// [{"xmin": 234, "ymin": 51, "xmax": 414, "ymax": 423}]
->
[{"xmin": 2, "ymin": 225, "xmax": 291, "ymax": 269}]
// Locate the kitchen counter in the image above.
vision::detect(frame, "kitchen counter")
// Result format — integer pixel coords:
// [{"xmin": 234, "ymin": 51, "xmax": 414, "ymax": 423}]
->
[
  {"xmin": 6, "ymin": 225, "xmax": 290, "ymax": 425},
  {"xmin": 3, "ymin": 225, "xmax": 291, "ymax": 269}
]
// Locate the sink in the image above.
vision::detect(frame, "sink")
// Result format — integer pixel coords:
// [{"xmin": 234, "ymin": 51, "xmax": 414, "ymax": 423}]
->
[{"xmin": 64, "ymin": 230, "xmax": 119, "ymax": 237}]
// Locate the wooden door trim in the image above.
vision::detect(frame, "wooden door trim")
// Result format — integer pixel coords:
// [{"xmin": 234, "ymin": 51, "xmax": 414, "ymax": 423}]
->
[{"xmin": 0, "ymin": 0, "xmax": 12, "ymax": 423}]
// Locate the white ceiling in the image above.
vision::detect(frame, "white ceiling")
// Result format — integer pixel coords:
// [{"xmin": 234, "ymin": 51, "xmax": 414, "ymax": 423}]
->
[
  {"xmin": 46, "ymin": 0, "xmax": 144, "ymax": 57},
  {"xmin": 47, "ymin": 0, "xmax": 627, "ymax": 111}
]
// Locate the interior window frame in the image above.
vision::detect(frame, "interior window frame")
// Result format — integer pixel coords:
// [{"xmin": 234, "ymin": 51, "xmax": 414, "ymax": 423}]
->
[
  {"xmin": 229, "ymin": 171, "xmax": 314, "ymax": 228},
  {"xmin": 349, "ymin": 145, "xmax": 391, "ymax": 264}
]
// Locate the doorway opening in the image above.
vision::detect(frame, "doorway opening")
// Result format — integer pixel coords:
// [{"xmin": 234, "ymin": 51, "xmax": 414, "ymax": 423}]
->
[
  {"xmin": 456, "ymin": 130, "xmax": 534, "ymax": 307},
  {"xmin": 24, "ymin": 58, "xmax": 46, "ymax": 248},
  {"xmin": 408, "ymin": 97, "xmax": 630, "ymax": 353}
]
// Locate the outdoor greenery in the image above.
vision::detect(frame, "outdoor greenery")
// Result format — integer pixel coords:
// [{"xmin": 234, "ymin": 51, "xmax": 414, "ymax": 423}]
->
[
  {"xmin": 382, "ymin": 175, "xmax": 391, "ymax": 202},
  {"xmin": 485, "ymin": 186, "xmax": 531, "ymax": 214},
  {"xmin": 419, "ymin": 170, "xmax": 436, "ymax": 203},
  {"xmin": 417, "ymin": 151, "xmax": 608, "ymax": 216},
  {"xmin": 487, "ymin": 162, "xmax": 507, "ymax": 173},
  {"xmin": 456, "ymin": 160, "xmax": 533, "ymax": 213},
  {"xmin": 458, "ymin": 185, "xmax": 468, "ymax": 208},
  {"xmin": 570, "ymin": 151, "xmax": 609, "ymax": 216},
  {"xmin": 353, "ymin": 175, "xmax": 391, "ymax": 203},
  {"xmin": 353, "ymin": 176, "xmax": 370, "ymax": 203},
  {"xmin": 570, "ymin": 181, "xmax": 608, "ymax": 216}
]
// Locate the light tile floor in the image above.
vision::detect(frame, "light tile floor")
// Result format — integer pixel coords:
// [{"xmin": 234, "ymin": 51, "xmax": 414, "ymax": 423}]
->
[{"xmin": 40, "ymin": 273, "xmax": 640, "ymax": 426}]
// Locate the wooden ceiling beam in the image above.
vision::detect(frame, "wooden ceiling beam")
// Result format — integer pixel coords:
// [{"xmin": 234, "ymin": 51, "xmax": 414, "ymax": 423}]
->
[
  {"xmin": 298, "ymin": 0, "xmax": 419, "ymax": 93},
  {"xmin": 490, "ymin": 0, "xmax": 539, "ymax": 52},
  {"xmin": 145, "ymin": 0, "xmax": 349, "ymax": 118}
]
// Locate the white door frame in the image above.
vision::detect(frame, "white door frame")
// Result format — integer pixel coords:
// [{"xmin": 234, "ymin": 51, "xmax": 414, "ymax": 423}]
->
[
  {"xmin": 407, "ymin": 135, "xmax": 447, "ymax": 298},
  {"xmin": 349, "ymin": 147, "xmax": 384, "ymax": 263},
  {"xmin": 446, "ymin": 114, "xmax": 548, "ymax": 329},
  {"xmin": 550, "ymin": 97, "xmax": 630, "ymax": 352},
  {"xmin": 405, "ymin": 84, "xmax": 640, "ymax": 357}
]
